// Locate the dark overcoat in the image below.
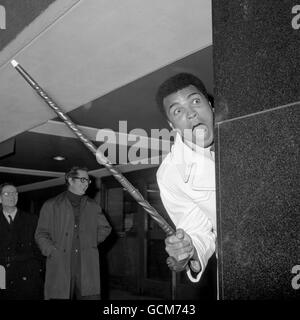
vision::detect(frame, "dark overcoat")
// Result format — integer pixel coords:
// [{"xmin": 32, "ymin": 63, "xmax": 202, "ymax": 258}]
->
[
  {"xmin": 35, "ymin": 191, "xmax": 111, "ymax": 299},
  {"xmin": 0, "ymin": 208, "xmax": 43, "ymax": 300}
]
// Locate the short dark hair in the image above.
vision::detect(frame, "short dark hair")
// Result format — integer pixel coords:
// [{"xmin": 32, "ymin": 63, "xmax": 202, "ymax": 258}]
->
[
  {"xmin": 156, "ymin": 73, "xmax": 209, "ymax": 116},
  {"xmin": 65, "ymin": 166, "xmax": 89, "ymax": 185},
  {"xmin": 0, "ymin": 182, "xmax": 16, "ymax": 194}
]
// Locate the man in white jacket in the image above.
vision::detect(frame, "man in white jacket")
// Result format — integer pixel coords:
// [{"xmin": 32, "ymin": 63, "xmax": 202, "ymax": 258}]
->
[{"xmin": 156, "ymin": 73, "xmax": 216, "ymax": 282}]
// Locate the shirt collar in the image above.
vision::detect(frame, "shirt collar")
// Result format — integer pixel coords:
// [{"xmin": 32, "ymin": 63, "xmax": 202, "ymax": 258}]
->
[
  {"xmin": 3, "ymin": 208, "xmax": 17, "ymax": 221},
  {"xmin": 170, "ymin": 133, "xmax": 215, "ymax": 183}
]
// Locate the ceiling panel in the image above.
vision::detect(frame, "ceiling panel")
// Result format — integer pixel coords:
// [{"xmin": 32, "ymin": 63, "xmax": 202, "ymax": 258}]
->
[
  {"xmin": 0, "ymin": 0, "xmax": 212, "ymax": 142},
  {"xmin": 0, "ymin": 0, "xmax": 57, "ymax": 50}
]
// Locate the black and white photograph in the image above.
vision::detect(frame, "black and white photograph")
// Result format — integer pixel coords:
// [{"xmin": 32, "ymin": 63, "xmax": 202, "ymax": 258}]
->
[{"xmin": 0, "ymin": 0, "xmax": 299, "ymax": 315}]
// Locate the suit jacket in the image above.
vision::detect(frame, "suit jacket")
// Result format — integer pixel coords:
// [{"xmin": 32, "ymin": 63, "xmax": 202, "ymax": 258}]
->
[
  {"xmin": 35, "ymin": 191, "xmax": 112, "ymax": 299},
  {"xmin": 0, "ymin": 207, "xmax": 43, "ymax": 300}
]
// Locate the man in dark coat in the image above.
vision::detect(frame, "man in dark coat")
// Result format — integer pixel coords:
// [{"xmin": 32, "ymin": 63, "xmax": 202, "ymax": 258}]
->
[
  {"xmin": 35, "ymin": 166, "xmax": 112, "ymax": 300},
  {"xmin": 0, "ymin": 183, "xmax": 43, "ymax": 300}
]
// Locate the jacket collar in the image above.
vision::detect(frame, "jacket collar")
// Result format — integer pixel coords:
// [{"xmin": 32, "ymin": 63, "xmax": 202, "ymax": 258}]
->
[{"xmin": 170, "ymin": 133, "xmax": 215, "ymax": 189}]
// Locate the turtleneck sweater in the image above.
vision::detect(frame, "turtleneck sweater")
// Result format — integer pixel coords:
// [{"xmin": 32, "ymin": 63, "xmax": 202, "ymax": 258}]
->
[{"xmin": 67, "ymin": 190, "xmax": 82, "ymax": 207}]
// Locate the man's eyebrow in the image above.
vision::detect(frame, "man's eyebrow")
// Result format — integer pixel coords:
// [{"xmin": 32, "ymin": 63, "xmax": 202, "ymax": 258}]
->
[
  {"xmin": 168, "ymin": 102, "xmax": 180, "ymax": 111},
  {"xmin": 168, "ymin": 92, "xmax": 201, "ymax": 110},
  {"xmin": 187, "ymin": 92, "xmax": 202, "ymax": 99}
]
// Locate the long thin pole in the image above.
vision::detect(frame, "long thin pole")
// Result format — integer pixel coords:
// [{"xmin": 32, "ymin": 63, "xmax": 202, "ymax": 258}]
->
[{"xmin": 11, "ymin": 60, "xmax": 177, "ymax": 299}]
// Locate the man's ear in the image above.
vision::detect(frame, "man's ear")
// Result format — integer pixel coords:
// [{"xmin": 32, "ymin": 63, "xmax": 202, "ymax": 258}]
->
[
  {"xmin": 67, "ymin": 177, "xmax": 72, "ymax": 186},
  {"xmin": 168, "ymin": 121, "xmax": 175, "ymax": 130}
]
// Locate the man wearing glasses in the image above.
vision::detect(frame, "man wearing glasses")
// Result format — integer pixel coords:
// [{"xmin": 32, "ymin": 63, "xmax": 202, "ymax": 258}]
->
[
  {"xmin": 0, "ymin": 183, "xmax": 43, "ymax": 299},
  {"xmin": 35, "ymin": 166, "xmax": 112, "ymax": 300}
]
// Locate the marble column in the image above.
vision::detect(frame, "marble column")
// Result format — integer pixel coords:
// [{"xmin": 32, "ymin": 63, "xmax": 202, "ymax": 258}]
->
[{"xmin": 213, "ymin": 0, "xmax": 299, "ymax": 299}]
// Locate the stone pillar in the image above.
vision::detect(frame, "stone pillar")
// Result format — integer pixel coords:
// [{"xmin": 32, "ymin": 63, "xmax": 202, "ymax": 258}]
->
[{"xmin": 213, "ymin": 0, "xmax": 299, "ymax": 299}]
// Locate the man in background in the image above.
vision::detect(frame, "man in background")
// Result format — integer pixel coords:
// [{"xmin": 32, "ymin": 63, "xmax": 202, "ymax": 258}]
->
[
  {"xmin": 35, "ymin": 166, "xmax": 112, "ymax": 300},
  {"xmin": 0, "ymin": 182, "xmax": 43, "ymax": 300}
]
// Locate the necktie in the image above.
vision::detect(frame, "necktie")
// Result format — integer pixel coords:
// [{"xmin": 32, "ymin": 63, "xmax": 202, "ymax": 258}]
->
[{"xmin": 8, "ymin": 215, "xmax": 13, "ymax": 224}]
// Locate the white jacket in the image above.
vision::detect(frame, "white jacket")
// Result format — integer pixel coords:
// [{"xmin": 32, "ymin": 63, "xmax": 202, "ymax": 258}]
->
[{"xmin": 157, "ymin": 133, "xmax": 216, "ymax": 282}]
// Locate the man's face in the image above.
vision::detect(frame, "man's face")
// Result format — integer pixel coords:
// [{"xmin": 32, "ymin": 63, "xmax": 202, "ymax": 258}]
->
[
  {"xmin": 163, "ymin": 85, "xmax": 214, "ymax": 148},
  {"xmin": 0, "ymin": 185, "xmax": 18, "ymax": 208},
  {"xmin": 68, "ymin": 170, "xmax": 90, "ymax": 195}
]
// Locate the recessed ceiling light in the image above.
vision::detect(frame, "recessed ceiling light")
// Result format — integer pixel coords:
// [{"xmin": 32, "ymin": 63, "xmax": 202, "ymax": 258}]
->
[{"xmin": 53, "ymin": 156, "xmax": 66, "ymax": 161}]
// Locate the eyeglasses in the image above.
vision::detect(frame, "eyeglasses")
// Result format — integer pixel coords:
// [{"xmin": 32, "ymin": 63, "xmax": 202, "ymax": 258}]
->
[
  {"xmin": 73, "ymin": 177, "xmax": 91, "ymax": 184},
  {"xmin": 1, "ymin": 192, "xmax": 18, "ymax": 197}
]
